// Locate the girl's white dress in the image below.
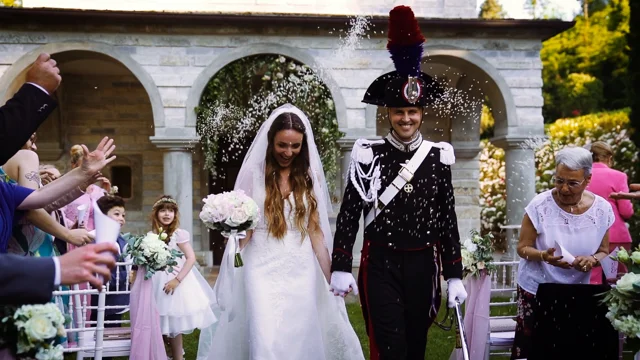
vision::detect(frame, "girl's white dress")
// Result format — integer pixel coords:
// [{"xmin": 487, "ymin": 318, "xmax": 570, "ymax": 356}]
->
[{"xmin": 151, "ymin": 228, "xmax": 217, "ymax": 337}]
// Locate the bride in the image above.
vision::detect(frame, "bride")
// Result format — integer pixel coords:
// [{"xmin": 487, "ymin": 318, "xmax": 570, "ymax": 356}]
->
[{"xmin": 197, "ymin": 104, "xmax": 364, "ymax": 360}]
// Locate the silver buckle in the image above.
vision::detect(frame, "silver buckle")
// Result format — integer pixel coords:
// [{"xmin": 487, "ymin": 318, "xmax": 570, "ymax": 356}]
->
[{"xmin": 398, "ymin": 165, "xmax": 414, "ymax": 183}]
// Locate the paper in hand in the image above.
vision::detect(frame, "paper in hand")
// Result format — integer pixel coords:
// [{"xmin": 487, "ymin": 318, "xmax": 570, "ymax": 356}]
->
[
  {"xmin": 601, "ymin": 247, "xmax": 619, "ymax": 280},
  {"xmin": 554, "ymin": 240, "xmax": 576, "ymax": 265},
  {"xmin": 77, "ymin": 204, "xmax": 87, "ymax": 227},
  {"xmin": 92, "ymin": 200, "xmax": 120, "ymax": 246}
]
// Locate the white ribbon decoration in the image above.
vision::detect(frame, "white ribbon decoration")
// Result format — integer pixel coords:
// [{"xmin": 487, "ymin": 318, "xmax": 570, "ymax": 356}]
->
[{"xmin": 217, "ymin": 229, "xmax": 247, "ymax": 322}]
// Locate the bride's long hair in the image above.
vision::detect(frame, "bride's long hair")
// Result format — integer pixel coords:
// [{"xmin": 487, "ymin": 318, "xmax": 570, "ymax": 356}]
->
[{"xmin": 264, "ymin": 112, "xmax": 318, "ymax": 240}]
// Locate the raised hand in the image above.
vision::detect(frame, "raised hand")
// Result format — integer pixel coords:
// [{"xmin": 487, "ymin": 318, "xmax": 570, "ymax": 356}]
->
[
  {"xmin": 25, "ymin": 53, "xmax": 61, "ymax": 94},
  {"xmin": 610, "ymin": 184, "xmax": 640, "ymax": 200},
  {"xmin": 79, "ymin": 137, "xmax": 116, "ymax": 177}
]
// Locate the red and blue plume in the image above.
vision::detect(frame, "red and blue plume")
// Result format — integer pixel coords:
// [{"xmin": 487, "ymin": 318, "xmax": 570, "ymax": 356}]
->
[{"xmin": 386, "ymin": 5, "xmax": 425, "ymax": 78}]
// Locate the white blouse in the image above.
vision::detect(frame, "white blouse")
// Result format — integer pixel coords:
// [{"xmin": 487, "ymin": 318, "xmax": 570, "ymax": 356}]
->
[{"xmin": 517, "ymin": 190, "xmax": 614, "ymax": 295}]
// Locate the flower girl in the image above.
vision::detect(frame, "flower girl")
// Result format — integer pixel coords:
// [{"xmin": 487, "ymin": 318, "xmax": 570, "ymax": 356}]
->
[{"xmin": 149, "ymin": 195, "xmax": 216, "ymax": 360}]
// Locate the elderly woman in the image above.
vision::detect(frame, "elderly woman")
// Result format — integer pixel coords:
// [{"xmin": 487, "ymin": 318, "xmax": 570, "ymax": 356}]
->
[{"xmin": 511, "ymin": 146, "xmax": 614, "ymax": 360}]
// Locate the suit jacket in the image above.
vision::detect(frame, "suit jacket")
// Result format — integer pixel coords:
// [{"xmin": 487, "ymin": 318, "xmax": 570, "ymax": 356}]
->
[
  {"xmin": 586, "ymin": 162, "xmax": 633, "ymax": 244},
  {"xmin": 0, "ymin": 83, "xmax": 57, "ymax": 166},
  {"xmin": 0, "ymin": 253, "xmax": 55, "ymax": 305}
]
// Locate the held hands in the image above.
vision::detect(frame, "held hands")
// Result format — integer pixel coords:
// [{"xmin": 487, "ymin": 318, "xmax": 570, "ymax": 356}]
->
[
  {"xmin": 541, "ymin": 248, "xmax": 572, "ymax": 269},
  {"xmin": 446, "ymin": 278, "xmax": 467, "ymax": 308},
  {"xmin": 25, "ymin": 53, "xmax": 61, "ymax": 94},
  {"xmin": 329, "ymin": 271, "xmax": 359, "ymax": 297},
  {"xmin": 163, "ymin": 278, "xmax": 180, "ymax": 295},
  {"xmin": 79, "ymin": 137, "xmax": 116, "ymax": 177}
]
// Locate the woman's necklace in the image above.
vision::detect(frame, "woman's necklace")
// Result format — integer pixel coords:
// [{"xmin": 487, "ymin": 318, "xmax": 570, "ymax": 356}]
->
[{"xmin": 563, "ymin": 192, "xmax": 585, "ymax": 213}]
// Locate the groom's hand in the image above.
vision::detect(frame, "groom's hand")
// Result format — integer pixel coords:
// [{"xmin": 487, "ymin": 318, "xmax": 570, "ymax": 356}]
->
[{"xmin": 330, "ymin": 271, "xmax": 358, "ymax": 297}]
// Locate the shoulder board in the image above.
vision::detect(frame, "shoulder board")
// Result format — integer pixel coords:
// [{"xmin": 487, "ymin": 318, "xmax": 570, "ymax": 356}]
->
[
  {"xmin": 432, "ymin": 142, "xmax": 455, "ymax": 165},
  {"xmin": 351, "ymin": 138, "xmax": 385, "ymax": 165}
]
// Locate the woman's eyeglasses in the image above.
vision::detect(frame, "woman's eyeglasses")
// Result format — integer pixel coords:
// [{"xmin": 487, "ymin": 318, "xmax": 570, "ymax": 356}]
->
[{"xmin": 552, "ymin": 177, "xmax": 585, "ymax": 190}]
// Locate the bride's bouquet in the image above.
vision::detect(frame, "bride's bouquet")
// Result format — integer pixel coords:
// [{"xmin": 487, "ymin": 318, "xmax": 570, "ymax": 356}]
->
[
  {"xmin": 601, "ymin": 247, "xmax": 640, "ymax": 353},
  {"xmin": 0, "ymin": 303, "xmax": 67, "ymax": 360},
  {"xmin": 124, "ymin": 230, "xmax": 183, "ymax": 280},
  {"xmin": 461, "ymin": 230, "xmax": 496, "ymax": 278},
  {"xmin": 199, "ymin": 190, "xmax": 260, "ymax": 267}
]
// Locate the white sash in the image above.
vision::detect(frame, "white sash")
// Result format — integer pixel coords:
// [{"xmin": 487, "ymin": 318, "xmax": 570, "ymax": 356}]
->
[{"xmin": 364, "ymin": 140, "xmax": 433, "ymax": 227}]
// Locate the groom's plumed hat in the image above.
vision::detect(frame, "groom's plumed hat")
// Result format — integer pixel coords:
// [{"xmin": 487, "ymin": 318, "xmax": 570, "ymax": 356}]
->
[{"xmin": 362, "ymin": 6, "xmax": 443, "ymax": 108}]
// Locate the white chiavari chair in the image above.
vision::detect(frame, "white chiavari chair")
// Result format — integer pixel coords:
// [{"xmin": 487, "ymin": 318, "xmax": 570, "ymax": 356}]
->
[{"xmin": 485, "ymin": 260, "xmax": 519, "ymax": 359}]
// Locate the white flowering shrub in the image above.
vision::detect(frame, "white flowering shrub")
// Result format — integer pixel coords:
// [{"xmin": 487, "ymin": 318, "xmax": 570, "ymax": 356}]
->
[{"xmin": 196, "ymin": 55, "xmax": 343, "ymax": 197}]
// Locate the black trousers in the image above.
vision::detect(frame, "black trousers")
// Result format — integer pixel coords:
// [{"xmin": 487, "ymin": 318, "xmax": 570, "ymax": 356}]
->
[{"xmin": 359, "ymin": 242, "xmax": 440, "ymax": 360}]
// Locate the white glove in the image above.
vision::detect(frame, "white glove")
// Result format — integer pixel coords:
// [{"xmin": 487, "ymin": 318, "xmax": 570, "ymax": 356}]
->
[
  {"xmin": 447, "ymin": 278, "xmax": 467, "ymax": 308},
  {"xmin": 330, "ymin": 271, "xmax": 359, "ymax": 297}
]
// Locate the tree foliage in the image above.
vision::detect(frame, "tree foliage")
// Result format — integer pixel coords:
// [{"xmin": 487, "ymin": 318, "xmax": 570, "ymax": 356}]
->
[
  {"xmin": 542, "ymin": 0, "xmax": 630, "ymax": 122},
  {"xmin": 478, "ymin": 0, "xmax": 507, "ymax": 19},
  {"xmin": 0, "ymin": 0, "xmax": 22, "ymax": 6}
]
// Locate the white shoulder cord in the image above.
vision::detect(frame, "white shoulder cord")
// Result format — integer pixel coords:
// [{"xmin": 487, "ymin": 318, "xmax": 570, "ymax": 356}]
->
[{"xmin": 348, "ymin": 139, "xmax": 384, "ymax": 208}]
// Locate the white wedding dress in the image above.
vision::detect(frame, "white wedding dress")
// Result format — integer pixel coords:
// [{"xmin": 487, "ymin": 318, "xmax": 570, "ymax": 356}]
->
[
  {"xmin": 197, "ymin": 192, "xmax": 364, "ymax": 360},
  {"xmin": 197, "ymin": 104, "xmax": 364, "ymax": 360}
]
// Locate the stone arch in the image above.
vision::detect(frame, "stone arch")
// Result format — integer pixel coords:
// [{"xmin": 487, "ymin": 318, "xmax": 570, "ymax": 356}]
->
[
  {"xmin": 0, "ymin": 42, "xmax": 165, "ymax": 128},
  {"xmin": 376, "ymin": 45, "xmax": 519, "ymax": 140},
  {"xmin": 186, "ymin": 43, "xmax": 348, "ymax": 129}
]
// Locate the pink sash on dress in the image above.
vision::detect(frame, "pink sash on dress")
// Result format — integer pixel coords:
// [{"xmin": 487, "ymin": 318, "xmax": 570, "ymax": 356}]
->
[{"xmin": 130, "ymin": 267, "xmax": 167, "ymax": 360}]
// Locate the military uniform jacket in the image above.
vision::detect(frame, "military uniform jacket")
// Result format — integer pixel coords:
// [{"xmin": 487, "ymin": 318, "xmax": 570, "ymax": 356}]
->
[{"xmin": 331, "ymin": 134, "xmax": 463, "ymax": 280}]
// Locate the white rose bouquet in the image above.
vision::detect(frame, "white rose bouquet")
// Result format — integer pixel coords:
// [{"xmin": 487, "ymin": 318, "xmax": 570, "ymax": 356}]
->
[
  {"xmin": 601, "ymin": 247, "xmax": 640, "ymax": 353},
  {"xmin": 199, "ymin": 190, "xmax": 260, "ymax": 267},
  {"xmin": 460, "ymin": 230, "xmax": 496, "ymax": 278},
  {"xmin": 124, "ymin": 229, "xmax": 183, "ymax": 280},
  {"xmin": 0, "ymin": 303, "xmax": 67, "ymax": 360}
]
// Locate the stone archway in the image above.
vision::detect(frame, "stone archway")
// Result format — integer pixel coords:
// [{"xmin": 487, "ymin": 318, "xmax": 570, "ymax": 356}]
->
[
  {"xmin": 0, "ymin": 42, "xmax": 165, "ymax": 128},
  {"xmin": 186, "ymin": 43, "xmax": 348, "ymax": 130},
  {"xmin": 0, "ymin": 47, "xmax": 159, "ymax": 237}
]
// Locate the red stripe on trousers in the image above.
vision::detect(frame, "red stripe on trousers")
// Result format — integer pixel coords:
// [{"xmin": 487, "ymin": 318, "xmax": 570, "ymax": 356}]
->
[{"xmin": 359, "ymin": 240, "xmax": 380, "ymax": 360}]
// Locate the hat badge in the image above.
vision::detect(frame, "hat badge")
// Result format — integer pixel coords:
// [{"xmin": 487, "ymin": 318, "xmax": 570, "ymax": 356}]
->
[{"xmin": 403, "ymin": 76, "xmax": 422, "ymax": 104}]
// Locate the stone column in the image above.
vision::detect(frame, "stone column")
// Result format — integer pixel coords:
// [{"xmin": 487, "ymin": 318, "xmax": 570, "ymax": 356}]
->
[
  {"xmin": 149, "ymin": 136, "xmax": 198, "ymax": 247},
  {"xmin": 450, "ymin": 145, "xmax": 482, "ymax": 239},
  {"xmin": 492, "ymin": 135, "xmax": 537, "ymax": 235}
]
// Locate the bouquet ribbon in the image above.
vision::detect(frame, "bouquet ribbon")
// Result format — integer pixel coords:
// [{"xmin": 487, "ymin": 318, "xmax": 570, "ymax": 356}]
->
[{"xmin": 218, "ymin": 229, "xmax": 246, "ymax": 322}]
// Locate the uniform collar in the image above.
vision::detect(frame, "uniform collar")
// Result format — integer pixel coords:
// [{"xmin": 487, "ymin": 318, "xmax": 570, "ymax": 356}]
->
[{"xmin": 386, "ymin": 131, "xmax": 423, "ymax": 152}]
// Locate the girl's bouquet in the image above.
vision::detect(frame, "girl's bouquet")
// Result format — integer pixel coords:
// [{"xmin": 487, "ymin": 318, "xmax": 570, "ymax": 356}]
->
[
  {"xmin": 124, "ymin": 229, "xmax": 183, "ymax": 280},
  {"xmin": 461, "ymin": 230, "xmax": 496, "ymax": 278},
  {"xmin": 199, "ymin": 190, "xmax": 260, "ymax": 267},
  {"xmin": 602, "ymin": 247, "xmax": 640, "ymax": 354},
  {"xmin": 0, "ymin": 303, "xmax": 67, "ymax": 360}
]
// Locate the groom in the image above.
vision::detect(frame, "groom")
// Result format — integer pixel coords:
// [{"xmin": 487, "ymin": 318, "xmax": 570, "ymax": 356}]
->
[{"xmin": 329, "ymin": 6, "xmax": 467, "ymax": 360}]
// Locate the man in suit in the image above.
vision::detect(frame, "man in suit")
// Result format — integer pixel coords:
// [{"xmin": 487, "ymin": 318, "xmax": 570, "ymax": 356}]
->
[
  {"xmin": 0, "ymin": 53, "xmax": 119, "ymax": 306},
  {"xmin": 0, "ymin": 53, "xmax": 60, "ymax": 166}
]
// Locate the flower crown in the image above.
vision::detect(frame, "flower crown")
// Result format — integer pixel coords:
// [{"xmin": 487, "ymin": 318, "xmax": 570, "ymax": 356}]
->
[{"xmin": 153, "ymin": 197, "xmax": 177, "ymax": 208}]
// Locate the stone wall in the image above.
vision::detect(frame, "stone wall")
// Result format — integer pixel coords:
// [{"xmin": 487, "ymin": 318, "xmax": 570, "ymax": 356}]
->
[
  {"xmin": 0, "ymin": 19, "xmax": 549, "ymax": 262},
  {"xmin": 22, "ymin": 0, "xmax": 477, "ymax": 18}
]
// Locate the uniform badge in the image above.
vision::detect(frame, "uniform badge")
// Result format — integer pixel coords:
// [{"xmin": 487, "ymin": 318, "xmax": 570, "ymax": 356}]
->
[
  {"xmin": 404, "ymin": 183, "xmax": 414, "ymax": 193},
  {"xmin": 402, "ymin": 76, "xmax": 423, "ymax": 104}
]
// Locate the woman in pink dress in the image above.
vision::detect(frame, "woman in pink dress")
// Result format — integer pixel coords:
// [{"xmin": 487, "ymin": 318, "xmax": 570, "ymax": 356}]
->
[
  {"xmin": 64, "ymin": 144, "xmax": 112, "ymax": 234},
  {"xmin": 585, "ymin": 141, "xmax": 634, "ymax": 283}
]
